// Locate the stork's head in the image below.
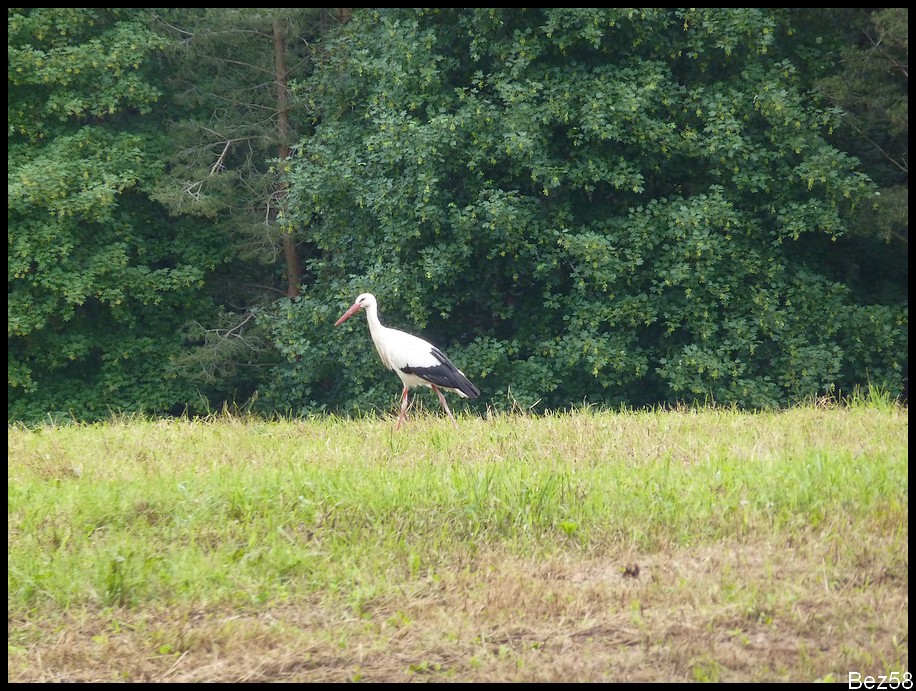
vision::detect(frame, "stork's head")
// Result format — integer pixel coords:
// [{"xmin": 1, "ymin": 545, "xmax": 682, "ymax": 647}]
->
[{"xmin": 334, "ymin": 293, "xmax": 377, "ymax": 325}]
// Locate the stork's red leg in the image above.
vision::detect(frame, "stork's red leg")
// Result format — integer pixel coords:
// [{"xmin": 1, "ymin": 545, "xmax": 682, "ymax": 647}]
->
[
  {"xmin": 431, "ymin": 384, "xmax": 459, "ymax": 429},
  {"xmin": 396, "ymin": 386, "xmax": 410, "ymax": 430}
]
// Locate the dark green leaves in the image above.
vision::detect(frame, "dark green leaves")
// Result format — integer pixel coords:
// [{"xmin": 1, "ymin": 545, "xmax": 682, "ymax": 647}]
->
[{"xmin": 272, "ymin": 9, "xmax": 905, "ymax": 412}]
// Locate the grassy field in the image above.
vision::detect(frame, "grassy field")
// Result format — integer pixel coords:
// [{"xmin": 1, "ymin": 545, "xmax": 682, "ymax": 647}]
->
[{"xmin": 7, "ymin": 400, "xmax": 908, "ymax": 682}]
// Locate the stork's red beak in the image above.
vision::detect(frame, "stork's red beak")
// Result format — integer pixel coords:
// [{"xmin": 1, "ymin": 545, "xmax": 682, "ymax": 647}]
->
[{"xmin": 334, "ymin": 301, "xmax": 363, "ymax": 326}]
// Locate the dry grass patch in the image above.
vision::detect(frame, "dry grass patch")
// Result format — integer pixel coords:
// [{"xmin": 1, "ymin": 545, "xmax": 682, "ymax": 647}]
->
[{"xmin": 9, "ymin": 531, "xmax": 907, "ymax": 683}]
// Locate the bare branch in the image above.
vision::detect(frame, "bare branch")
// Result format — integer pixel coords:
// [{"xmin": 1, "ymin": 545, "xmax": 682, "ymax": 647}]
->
[
  {"xmin": 846, "ymin": 120, "xmax": 909, "ymax": 175},
  {"xmin": 887, "ymin": 228, "xmax": 908, "ymax": 246},
  {"xmin": 183, "ymin": 180, "xmax": 203, "ymax": 200},
  {"xmin": 189, "ymin": 311, "xmax": 259, "ymax": 348},
  {"xmin": 210, "ymin": 140, "xmax": 232, "ymax": 175}
]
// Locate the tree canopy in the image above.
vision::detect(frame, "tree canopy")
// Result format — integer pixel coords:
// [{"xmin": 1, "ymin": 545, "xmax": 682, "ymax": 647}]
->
[
  {"xmin": 7, "ymin": 8, "xmax": 908, "ymax": 422},
  {"xmin": 8, "ymin": 9, "xmax": 226, "ymax": 421},
  {"xmin": 273, "ymin": 8, "xmax": 906, "ymax": 411}
]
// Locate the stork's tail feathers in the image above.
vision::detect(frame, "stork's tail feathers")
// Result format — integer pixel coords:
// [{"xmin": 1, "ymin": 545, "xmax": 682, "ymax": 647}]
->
[
  {"xmin": 448, "ymin": 371, "xmax": 480, "ymax": 400},
  {"xmin": 402, "ymin": 346, "xmax": 480, "ymax": 399}
]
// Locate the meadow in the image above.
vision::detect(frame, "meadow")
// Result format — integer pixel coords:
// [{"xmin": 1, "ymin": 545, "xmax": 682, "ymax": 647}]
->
[{"xmin": 7, "ymin": 399, "xmax": 909, "ymax": 682}]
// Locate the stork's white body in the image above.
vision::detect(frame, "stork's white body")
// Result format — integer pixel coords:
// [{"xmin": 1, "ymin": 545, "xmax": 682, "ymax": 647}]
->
[{"xmin": 335, "ymin": 293, "xmax": 480, "ymax": 428}]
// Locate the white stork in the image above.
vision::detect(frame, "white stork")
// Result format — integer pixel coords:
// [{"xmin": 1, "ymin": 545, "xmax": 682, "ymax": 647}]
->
[{"xmin": 334, "ymin": 293, "xmax": 480, "ymax": 429}]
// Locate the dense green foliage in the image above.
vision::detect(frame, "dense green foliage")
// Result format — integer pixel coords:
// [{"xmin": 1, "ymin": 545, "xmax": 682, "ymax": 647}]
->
[
  {"xmin": 274, "ymin": 8, "xmax": 906, "ymax": 412},
  {"xmin": 8, "ymin": 9, "xmax": 226, "ymax": 421},
  {"xmin": 142, "ymin": 9, "xmax": 334, "ymax": 403},
  {"xmin": 7, "ymin": 8, "xmax": 908, "ymax": 421},
  {"xmin": 816, "ymin": 9, "xmax": 907, "ymax": 246}
]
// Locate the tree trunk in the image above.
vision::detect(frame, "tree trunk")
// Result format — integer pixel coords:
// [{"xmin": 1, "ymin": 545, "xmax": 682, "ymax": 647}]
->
[{"xmin": 274, "ymin": 19, "xmax": 300, "ymax": 298}]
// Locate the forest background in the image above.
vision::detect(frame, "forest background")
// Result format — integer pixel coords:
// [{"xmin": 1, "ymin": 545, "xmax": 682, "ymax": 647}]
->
[{"xmin": 8, "ymin": 8, "xmax": 908, "ymax": 422}]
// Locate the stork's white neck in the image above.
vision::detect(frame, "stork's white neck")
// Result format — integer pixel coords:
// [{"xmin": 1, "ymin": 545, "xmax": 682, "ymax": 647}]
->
[
  {"xmin": 364, "ymin": 299, "xmax": 382, "ymax": 330},
  {"xmin": 363, "ymin": 299, "xmax": 387, "ymax": 350}
]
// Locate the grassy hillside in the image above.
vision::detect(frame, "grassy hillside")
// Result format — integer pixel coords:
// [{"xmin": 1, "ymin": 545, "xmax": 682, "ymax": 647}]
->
[{"xmin": 7, "ymin": 401, "xmax": 908, "ymax": 682}]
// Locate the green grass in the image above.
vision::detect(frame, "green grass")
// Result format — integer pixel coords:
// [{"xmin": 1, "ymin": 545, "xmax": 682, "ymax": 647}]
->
[{"xmin": 7, "ymin": 401, "xmax": 908, "ymax": 682}]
